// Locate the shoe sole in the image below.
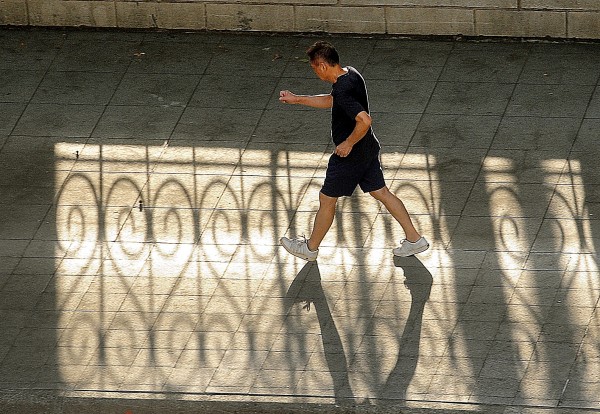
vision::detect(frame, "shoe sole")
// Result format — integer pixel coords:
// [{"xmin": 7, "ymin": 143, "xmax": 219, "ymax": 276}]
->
[
  {"xmin": 392, "ymin": 243, "xmax": 429, "ymax": 257},
  {"xmin": 280, "ymin": 238, "xmax": 317, "ymax": 261}
]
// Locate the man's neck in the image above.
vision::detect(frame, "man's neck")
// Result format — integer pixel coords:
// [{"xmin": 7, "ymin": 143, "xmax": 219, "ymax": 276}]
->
[{"xmin": 329, "ymin": 65, "xmax": 348, "ymax": 83}]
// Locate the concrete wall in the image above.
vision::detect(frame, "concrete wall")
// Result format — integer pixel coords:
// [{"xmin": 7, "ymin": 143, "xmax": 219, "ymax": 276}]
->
[{"xmin": 1, "ymin": 0, "xmax": 600, "ymax": 39}]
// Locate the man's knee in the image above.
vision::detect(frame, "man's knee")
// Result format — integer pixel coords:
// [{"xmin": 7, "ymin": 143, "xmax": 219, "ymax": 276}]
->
[
  {"xmin": 319, "ymin": 192, "xmax": 338, "ymax": 209},
  {"xmin": 369, "ymin": 186, "xmax": 390, "ymax": 201}
]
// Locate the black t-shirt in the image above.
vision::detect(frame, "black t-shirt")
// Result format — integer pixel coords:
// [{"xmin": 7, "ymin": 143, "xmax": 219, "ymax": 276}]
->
[{"xmin": 331, "ymin": 66, "xmax": 380, "ymax": 162}]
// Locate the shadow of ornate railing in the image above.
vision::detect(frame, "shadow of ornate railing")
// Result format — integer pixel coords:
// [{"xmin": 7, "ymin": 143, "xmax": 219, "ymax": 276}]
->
[{"xmin": 51, "ymin": 142, "xmax": 599, "ymax": 404}]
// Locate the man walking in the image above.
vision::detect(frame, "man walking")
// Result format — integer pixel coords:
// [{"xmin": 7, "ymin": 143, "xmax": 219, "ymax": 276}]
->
[{"xmin": 279, "ymin": 41, "xmax": 428, "ymax": 261}]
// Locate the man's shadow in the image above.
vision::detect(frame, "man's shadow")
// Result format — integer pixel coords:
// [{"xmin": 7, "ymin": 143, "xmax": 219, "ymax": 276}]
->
[
  {"xmin": 379, "ymin": 255, "xmax": 433, "ymax": 401},
  {"xmin": 284, "ymin": 261, "xmax": 354, "ymax": 405},
  {"xmin": 284, "ymin": 256, "xmax": 432, "ymax": 405}
]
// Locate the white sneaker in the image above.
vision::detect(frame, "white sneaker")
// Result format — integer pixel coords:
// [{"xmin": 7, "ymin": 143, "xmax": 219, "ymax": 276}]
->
[
  {"xmin": 393, "ymin": 237, "xmax": 429, "ymax": 257},
  {"xmin": 280, "ymin": 236, "xmax": 318, "ymax": 261}
]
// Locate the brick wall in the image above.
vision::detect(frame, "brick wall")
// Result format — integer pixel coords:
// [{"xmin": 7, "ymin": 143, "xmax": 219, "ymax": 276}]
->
[{"xmin": 1, "ymin": 0, "xmax": 600, "ymax": 39}]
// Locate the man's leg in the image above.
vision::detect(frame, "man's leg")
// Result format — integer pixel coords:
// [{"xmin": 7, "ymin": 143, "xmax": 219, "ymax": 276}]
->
[
  {"xmin": 370, "ymin": 186, "xmax": 420, "ymax": 242},
  {"xmin": 307, "ymin": 192, "xmax": 338, "ymax": 251},
  {"xmin": 280, "ymin": 191, "xmax": 338, "ymax": 261}
]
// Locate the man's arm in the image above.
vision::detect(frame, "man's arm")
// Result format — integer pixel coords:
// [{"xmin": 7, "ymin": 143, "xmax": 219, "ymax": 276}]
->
[
  {"xmin": 279, "ymin": 90, "xmax": 333, "ymax": 109},
  {"xmin": 334, "ymin": 111, "xmax": 372, "ymax": 158}
]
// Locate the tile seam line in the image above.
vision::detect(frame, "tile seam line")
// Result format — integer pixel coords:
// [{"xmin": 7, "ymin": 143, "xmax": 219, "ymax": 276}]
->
[
  {"xmin": 83, "ymin": 37, "xmax": 143, "ymax": 248},
  {"xmin": 554, "ymin": 80, "xmax": 600, "ymax": 407},
  {"xmin": 11, "ymin": 31, "xmax": 68, "ymax": 298},
  {"xmin": 16, "ymin": 387, "xmax": 600, "ymax": 411},
  {"xmin": 462, "ymin": 42, "xmax": 531, "ymax": 384}
]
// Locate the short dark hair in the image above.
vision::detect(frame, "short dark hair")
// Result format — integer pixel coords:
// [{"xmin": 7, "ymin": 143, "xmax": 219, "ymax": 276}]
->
[{"xmin": 306, "ymin": 41, "xmax": 339, "ymax": 66}]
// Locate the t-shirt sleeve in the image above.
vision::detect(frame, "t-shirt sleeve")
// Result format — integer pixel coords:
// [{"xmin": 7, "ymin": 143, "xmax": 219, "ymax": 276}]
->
[{"xmin": 334, "ymin": 82, "xmax": 366, "ymax": 120}]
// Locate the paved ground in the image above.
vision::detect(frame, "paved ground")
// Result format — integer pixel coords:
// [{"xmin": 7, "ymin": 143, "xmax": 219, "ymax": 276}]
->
[{"xmin": 1, "ymin": 27, "xmax": 600, "ymax": 413}]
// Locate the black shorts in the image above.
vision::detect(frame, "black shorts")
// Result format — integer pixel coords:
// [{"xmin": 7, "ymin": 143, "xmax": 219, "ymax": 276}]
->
[{"xmin": 321, "ymin": 153, "xmax": 386, "ymax": 198}]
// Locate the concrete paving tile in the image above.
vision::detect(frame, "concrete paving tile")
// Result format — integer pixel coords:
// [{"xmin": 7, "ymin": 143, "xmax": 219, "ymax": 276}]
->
[
  {"xmin": 128, "ymin": 42, "xmax": 214, "ymax": 75},
  {"xmin": 164, "ymin": 367, "xmax": 216, "ymax": 392},
  {"xmin": 0, "ymin": 326, "xmax": 20, "ymax": 346},
  {"xmin": 363, "ymin": 46, "xmax": 448, "ymax": 81},
  {"xmin": 451, "ymin": 320, "xmax": 502, "ymax": 341},
  {"xmin": 401, "ymin": 147, "xmax": 487, "ymax": 182},
  {"xmin": 561, "ymin": 271, "xmax": 600, "ymax": 290},
  {"xmin": 560, "ymin": 381, "xmax": 600, "ymax": 407},
  {"xmin": 0, "ymin": 103, "xmax": 25, "ymax": 135},
  {"xmin": 449, "ymin": 215, "xmax": 543, "ymax": 252},
  {"xmin": 523, "ymin": 252, "xmax": 572, "ymax": 271},
  {"xmin": 36, "ymin": 290, "xmax": 85, "ymax": 312},
  {"xmin": 467, "ymin": 285, "xmax": 514, "ymax": 304},
  {"xmin": 474, "ymin": 268, "xmax": 520, "ymax": 288},
  {"xmin": 131, "ymin": 347, "xmax": 182, "ymax": 368},
  {"xmin": 110, "ymin": 73, "xmax": 200, "ymax": 107},
  {"xmin": 519, "ymin": 52, "xmax": 600, "ymax": 85},
  {"xmin": 371, "ymin": 113, "xmax": 420, "ymax": 148},
  {"xmin": 175, "ymin": 348, "xmax": 226, "ymax": 369},
  {"xmin": 469, "ymin": 376, "xmax": 521, "ymax": 398},
  {"xmin": 458, "ymin": 303, "xmax": 507, "ymax": 322},
  {"xmin": 473, "ymin": 185, "xmax": 549, "ymax": 219},
  {"xmin": 411, "ymin": 114, "xmax": 501, "ymax": 150},
  {"xmin": 86, "ymin": 346, "xmax": 140, "ymax": 367},
  {"xmin": 0, "ymin": 30, "xmax": 64, "ymax": 71},
  {"xmin": 0, "ymin": 309, "xmax": 29, "ymax": 328},
  {"xmin": 0, "ymin": 364, "xmax": 42, "ymax": 383},
  {"xmin": 250, "ymin": 109, "xmax": 332, "ymax": 145},
  {"xmin": 538, "ymin": 323, "xmax": 588, "ymax": 344},
  {"xmin": 13, "ymin": 327, "xmax": 62, "ymax": 349},
  {"xmin": 45, "ymin": 274, "xmax": 95, "ymax": 295},
  {"xmin": 485, "ymin": 149, "xmax": 568, "ymax": 185},
  {"xmin": 547, "ymin": 304, "xmax": 597, "ymax": 325},
  {"xmin": 0, "ymin": 291, "xmax": 43, "ymax": 311},
  {"xmin": 479, "ymin": 358, "xmax": 529, "ymax": 380},
  {"xmin": 561, "ymin": 152, "xmax": 600, "ymax": 186},
  {"xmin": 174, "ymin": 111, "xmax": 260, "ymax": 144},
  {"xmin": 573, "ymin": 119, "xmax": 600, "ymax": 154},
  {"xmin": 102, "ymin": 328, "xmax": 152, "ymax": 350},
  {"xmin": 509, "ymin": 287, "xmax": 558, "ymax": 307},
  {"xmin": 0, "ymin": 166, "xmax": 64, "ymax": 197},
  {"xmin": 13, "ymin": 103, "xmax": 105, "ymax": 137},
  {"xmin": 532, "ymin": 218, "xmax": 595, "ymax": 253},
  {"xmin": 251, "ymin": 370, "xmax": 304, "ymax": 395},
  {"xmin": 585, "ymin": 88, "xmax": 600, "ymax": 118},
  {"xmin": 194, "ymin": 74, "xmax": 281, "ymax": 109},
  {"xmin": 75, "ymin": 291, "xmax": 127, "ymax": 312},
  {"xmin": 76, "ymin": 365, "xmax": 128, "ymax": 388},
  {"xmin": 0, "ymin": 239, "xmax": 29, "ymax": 258},
  {"xmin": 6, "ymin": 136, "xmax": 87, "ymax": 156},
  {"xmin": 368, "ymin": 80, "xmax": 436, "ymax": 114},
  {"xmin": 31, "ymin": 71, "xmax": 121, "ymax": 106},
  {"xmin": 433, "ymin": 357, "xmax": 484, "ymax": 378},
  {"xmin": 0, "ymin": 274, "xmax": 53, "ymax": 294},
  {"xmin": 516, "ymin": 270, "xmax": 564, "ymax": 288},
  {"xmin": 440, "ymin": 48, "xmax": 527, "ymax": 83},
  {"xmin": 50, "ymin": 39, "xmax": 138, "ymax": 73},
  {"xmin": 0, "ymin": 70, "xmax": 45, "ymax": 103},
  {"xmin": 92, "ymin": 105, "xmax": 184, "ymax": 140},
  {"xmin": 492, "ymin": 116, "xmax": 580, "ymax": 154},
  {"xmin": 507, "ymin": 83, "xmax": 595, "ymax": 118},
  {"xmin": 427, "ymin": 81, "xmax": 515, "ymax": 116},
  {"xmin": 494, "ymin": 321, "xmax": 542, "ymax": 342},
  {"xmin": 205, "ymin": 43, "xmax": 292, "ymax": 77}
]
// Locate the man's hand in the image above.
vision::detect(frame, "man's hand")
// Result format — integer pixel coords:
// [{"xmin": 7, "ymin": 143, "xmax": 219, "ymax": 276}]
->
[
  {"xmin": 335, "ymin": 111, "xmax": 371, "ymax": 157},
  {"xmin": 335, "ymin": 140, "xmax": 353, "ymax": 158},
  {"xmin": 279, "ymin": 90, "xmax": 298, "ymax": 104}
]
